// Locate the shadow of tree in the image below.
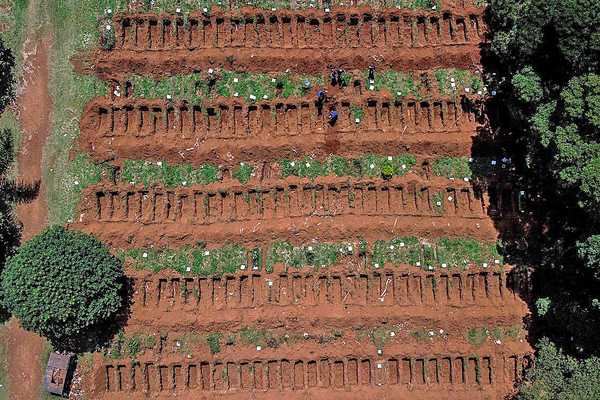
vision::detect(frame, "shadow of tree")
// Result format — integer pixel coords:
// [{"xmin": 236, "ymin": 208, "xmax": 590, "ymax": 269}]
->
[{"xmin": 474, "ymin": 12, "xmax": 600, "ymax": 368}]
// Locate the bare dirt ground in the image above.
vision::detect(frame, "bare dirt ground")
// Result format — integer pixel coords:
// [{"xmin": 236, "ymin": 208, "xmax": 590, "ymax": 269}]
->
[
  {"xmin": 70, "ymin": 3, "xmax": 532, "ymax": 399},
  {"xmin": 5, "ymin": 7, "xmax": 52, "ymax": 400}
]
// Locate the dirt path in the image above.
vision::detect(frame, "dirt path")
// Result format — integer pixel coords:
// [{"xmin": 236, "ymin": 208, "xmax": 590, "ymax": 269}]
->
[{"xmin": 5, "ymin": 23, "xmax": 52, "ymax": 400}]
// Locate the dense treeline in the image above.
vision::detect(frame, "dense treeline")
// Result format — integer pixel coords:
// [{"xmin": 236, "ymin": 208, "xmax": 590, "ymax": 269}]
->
[{"xmin": 487, "ymin": 0, "xmax": 600, "ymax": 398}]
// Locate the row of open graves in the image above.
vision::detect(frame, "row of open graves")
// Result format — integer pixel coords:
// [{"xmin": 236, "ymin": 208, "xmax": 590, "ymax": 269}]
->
[
  {"xmin": 110, "ymin": 11, "xmax": 483, "ymax": 51},
  {"xmin": 103, "ymin": 353, "xmax": 531, "ymax": 393}
]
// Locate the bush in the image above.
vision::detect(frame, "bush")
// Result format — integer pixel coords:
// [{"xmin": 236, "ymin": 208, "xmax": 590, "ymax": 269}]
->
[
  {"xmin": 99, "ymin": 29, "xmax": 115, "ymax": 50},
  {"xmin": 1, "ymin": 226, "xmax": 124, "ymax": 345},
  {"xmin": 381, "ymin": 163, "xmax": 394, "ymax": 180}
]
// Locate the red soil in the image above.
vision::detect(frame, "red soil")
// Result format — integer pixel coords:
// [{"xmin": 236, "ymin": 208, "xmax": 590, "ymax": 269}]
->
[
  {"xmin": 7, "ymin": 36, "xmax": 51, "ymax": 400},
  {"xmin": 71, "ymin": 4, "xmax": 532, "ymax": 400},
  {"xmin": 79, "ymin": 6, "xmax": 486, "ymax": 80},
  {"xmin": 70, "ymin": 173, "xmax": 499, "ymax": 249},
  {"xmin": 79, "ymin": 93, "xmax": 483, "ymax": 165}
]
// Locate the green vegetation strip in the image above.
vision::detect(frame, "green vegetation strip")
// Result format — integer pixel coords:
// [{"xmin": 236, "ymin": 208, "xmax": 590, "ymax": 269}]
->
[
  {"xmin": 127, "ymin": 237, "xmax": 503, "ymax": 276},
  {"xmin": 432, "ymin": 157, "xmax": 513, "ymax": 180},
  {"xmin": 123, "ymin": 243, "xmax": 253, "ymax": 276},
  {"xmin": 279, "ymin": 154, "xmax": 417, "ymax": 180},
  {"xmin": 467, "ymin": 325, "xmax": 522, "ymax": 347},
  {"xmin": 121, "ymin": 68, "xmax": 481, "ymax": 104},
  {"xmin": 129, "ymin": 71, "xmax": 327, "ymax": 103},
  {"xmin": 95, "ymin": 0, "xmax": 446, "ymax": 16},
  {"xmin": 45, "ymin": 154, "xmax": 516, "ymax": 224},
  {"xmin": 265, "ymin": 241, "xmax": 364, "ymax": 272},
  {"xmin": 120, "ymin": 154, "xmax": 417, "ymax": 187},
  {"xmin": 435, "ymin": 69, "xmax": 485, "ymax": 96}
]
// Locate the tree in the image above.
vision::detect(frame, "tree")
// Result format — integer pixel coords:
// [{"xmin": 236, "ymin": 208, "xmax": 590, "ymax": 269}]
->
[
  {"xmin": 0, "ymin": 128, "xmax": 30, "ymax": 322},
  {"xmin": 486, "ymin": 0, "xmax": 600, "ymax": 394},
  {"xmin": 1, "ymin": 226, "xmax": 124, "ymax": 346},
  {"xmin": 519, "ymin": 338, "xmax": 600, "ymax": 400}
]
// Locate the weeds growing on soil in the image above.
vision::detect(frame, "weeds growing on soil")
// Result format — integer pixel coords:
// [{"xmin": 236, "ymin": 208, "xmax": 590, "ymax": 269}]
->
[
  {"xmin": 279, "ymin": 154, "xmax": 417, "ymax": 180},
  {"xmin": 468, "ymin": 325, "xmax": 521, "ymax": 347},
  {"xmin": 124, "ymin": 243, "xmax": 248, "ymax": 276},
  {"xmin": 128, "ymin": 70, "xmax": 328, "ymax": 103},
  {"xmin": 92, "ymin": 0, "xmax": 450, "ymax": 19},
  {"xmin": 115, "ymin": 68, "xmax": 480, "ymax": 105},
  {"xmin": 433, "ymin": 157, "xmax": 511, "ymax": 180},
  {"xmin": 127, "ymin": 237, "xmax": 502, "ymax": 276},
  {"xmin": 207, "ymin": 332, "xmax": 223, "ymax": 355},
  {"xmin": 435, "ymin": 68, "xmax": 484, "ymax": 96},
  {"xmin": 121, "ymin": 160, "xmax": 222, "ymax": 187},
  {"xmin": 265, "ymin": 240, "xmax": 359, "ymax": 272},
  {"xmin": 101, "ymin": 154, "xmax": 418, "ymax": 189}
]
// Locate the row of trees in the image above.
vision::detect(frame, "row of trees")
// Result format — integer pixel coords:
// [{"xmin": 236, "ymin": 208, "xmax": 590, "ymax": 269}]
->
[{"xmin": 487, "ymin": 0, "xmax": 600, "ymax": 397}]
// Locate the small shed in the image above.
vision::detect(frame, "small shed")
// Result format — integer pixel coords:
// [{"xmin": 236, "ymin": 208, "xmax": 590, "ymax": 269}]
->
[{"xmin": 43, "ymin": 353, "xmax": 75, "ymax": 397}]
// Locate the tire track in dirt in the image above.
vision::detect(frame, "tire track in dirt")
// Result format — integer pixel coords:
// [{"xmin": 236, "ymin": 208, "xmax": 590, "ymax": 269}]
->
[{"xmin": 7, "ymin": 32, "xmax": 52, "ymax": 400}]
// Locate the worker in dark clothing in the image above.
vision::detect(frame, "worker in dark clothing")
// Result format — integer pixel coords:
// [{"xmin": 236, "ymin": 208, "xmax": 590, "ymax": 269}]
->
[
  {"xmin": 368, "ymin": 65, "xmax": 375, "ymax": 81},
  {"xmin": 330, "ymin": 69, "xmax": 338, "ymax": 86},
  {"xmin": 336, "ymin": 68, "xmax": 345, "ymax": 87}
]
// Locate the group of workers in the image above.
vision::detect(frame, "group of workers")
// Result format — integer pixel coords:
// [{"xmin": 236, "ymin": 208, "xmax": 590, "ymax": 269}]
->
[{"xmin": 317, "ymin": 66, "xmax": 375, "ymax": 125}]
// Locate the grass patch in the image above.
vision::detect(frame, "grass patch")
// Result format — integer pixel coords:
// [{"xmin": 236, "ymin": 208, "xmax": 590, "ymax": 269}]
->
[
  {"xmin": 433, "ymin": 157, "xmax": 510, "ymax": 180},
  {"xmin": 124, "ymin": 243, "xmax": 249, "ymax": 276},
  {"xmin": 372, "ymin": 237, "xmax": 422, "ymax": 268},
  {"xmin": 431, "ymin": 190, "xmax": 445, "ymax": 215},
  {"xmin": 265, "ymin": 240, "xmax": 357, "ymax": 272},
  {"xmin": 356, "ymin": 326, "xmax": 396, "ymax": 350},
  {"xmin": 493, "ymin": 325, "xmax": 522, "ymax": 341},
  {"xmin": 128, "ymin": 70, "xmax": 327, "ymax": 103},
  {"xmin": 365, "ymin": 69, "xmax": 421, "ymax": 100},
  {"xmin": 468, "ymin": 325, "xmax": 521, "ymax": 347},
  {"xmin": 126, "ymin": 237, "xmax": 502, "ymax": 275},
  {"xmin": 38, "ymin": 341, "xmax": 54, "ymax": 400},
  {"xmin": 207, "ymin": 332, "xmax": 223, "ymax": 355},
  {"xmin": 92, "ymin": 0, "xmax": 447, "ymax": 21},
  {"xmin": 121, "ymin": 160, "xmax": 257, "ymax": 187},
  {"xmin": 121, "ymin": 160, "xmax": 220, "ymax": 187},
  {"xmin": 435, "ymin": 69, "xmax": 484, "ymax": 96},
  {"xmin": 0, "ymin": 321, "xmax": 10, "ymax": 400},
  {"xmin": 279, "ymin": 154, "xmax": 417, "ymax": 181},
  {"xmin": 111, "ymin": 154, "xmax": 419, "ymax": 189},
  {"xmin": 410, "ymin": 328, "xmax": 436, "ymax": 341},
  {"xmin": 174, "ymin": 332, "xmax": 203, "ymax": 355},
  {"xmin": 120, "ymin": 68, "xmax": 454, "ymax": 104},
  {"xmin": 432, "ymin": 157, "xmax": 472, "ymax": 179},
  {"xmin": 467, "ymin": 327, "xmax": 488, "ymax": 347},
  {"xmin": 436, "ymin": 237, "xmax": 502, "ymax": 269},
  {"xmin": 232, "ymin": 162, "xmax": 254, "ymax": 184}
]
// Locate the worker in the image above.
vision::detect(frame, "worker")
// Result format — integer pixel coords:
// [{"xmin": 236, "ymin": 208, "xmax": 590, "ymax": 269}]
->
[
  {"xmin": 330, "ymin": 69, "xmax": 338, "ymax": 85},
  {"xmin": 368, "ymin": 65, "xmax": 375, "ymax": 81},
  {"xmin": 317, "ymin": 89, "xmax": 325, "ymax": 104},
  {"xmin": 329, "ymin": 110, "xmax": 338, "ymax": 125},
  {"xmin": 336, "ymin": 68, "xmax": 345, "ymax": 87}
]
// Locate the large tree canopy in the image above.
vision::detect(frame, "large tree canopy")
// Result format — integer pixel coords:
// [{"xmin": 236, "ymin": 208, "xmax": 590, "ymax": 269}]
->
[
  {"xmin": 1, "ymin": 226, "xmax": 124, "ymax": 345},
  {"xmin": 487, "ymin": 0, "xmax": 600, "ymax": 397}
]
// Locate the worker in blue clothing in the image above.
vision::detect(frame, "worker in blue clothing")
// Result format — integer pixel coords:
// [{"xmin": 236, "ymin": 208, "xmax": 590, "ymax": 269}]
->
[
  {"xmin": 317, "ymin": 89, "xmax": 325, "ymax": 105},
  {"xmin": 329, "ymin": 109, "xmax": 338, "ymax": 126}
]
